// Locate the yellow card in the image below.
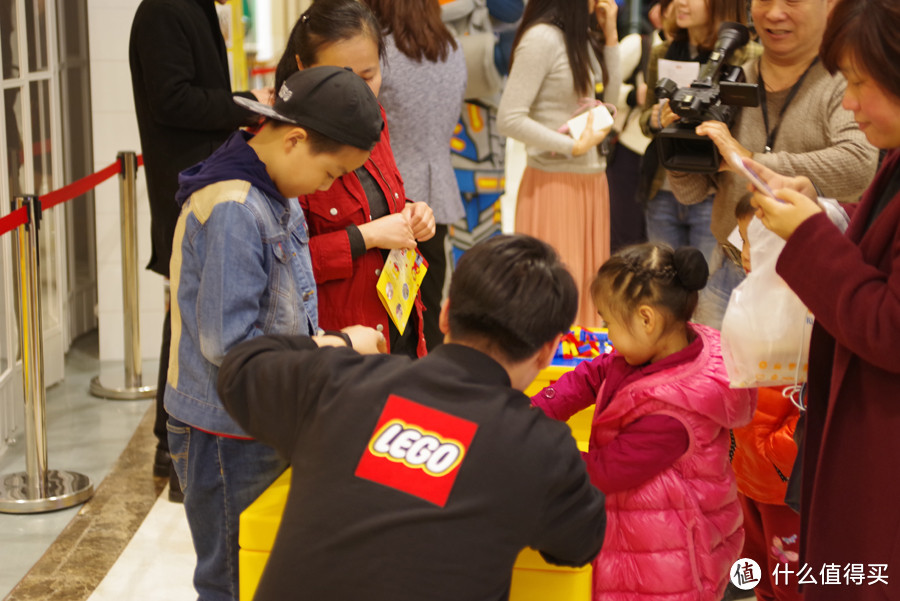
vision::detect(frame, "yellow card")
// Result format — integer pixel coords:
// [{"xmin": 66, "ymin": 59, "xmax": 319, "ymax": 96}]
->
[{"xmin": 376, "ymin": 248, "xmax": 428, "ymax": 335}]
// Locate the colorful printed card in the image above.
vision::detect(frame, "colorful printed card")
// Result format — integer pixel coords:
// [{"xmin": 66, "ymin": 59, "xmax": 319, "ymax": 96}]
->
[{"xmin": 376, "ymin": 248, "xmax": 428, "ymax": 335}]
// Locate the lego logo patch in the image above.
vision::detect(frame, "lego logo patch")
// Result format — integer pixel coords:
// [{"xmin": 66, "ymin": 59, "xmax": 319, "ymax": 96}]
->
[
  {"xmin": 369, "ymin": 421, "xmax": 465, "ymax": 476},
  {"xmin": 355, "ymin": 395, "xmax": 477, "ymax": 507}
]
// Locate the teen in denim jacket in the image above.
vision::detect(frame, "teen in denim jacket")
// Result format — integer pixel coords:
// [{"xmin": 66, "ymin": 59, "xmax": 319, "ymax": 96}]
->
[
  {"xmin": 164, "ymin": 136, "xmax": 318, "ymax": 434},
  {"xmin": 164, "ymin": 68, "xmax": 386, "ymax": 601}
]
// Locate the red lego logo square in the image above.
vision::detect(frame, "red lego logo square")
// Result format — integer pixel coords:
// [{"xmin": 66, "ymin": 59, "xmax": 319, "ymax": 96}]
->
[{"xmin": 354, "ymin": 395, "xmax": 478, "ymax": 507}]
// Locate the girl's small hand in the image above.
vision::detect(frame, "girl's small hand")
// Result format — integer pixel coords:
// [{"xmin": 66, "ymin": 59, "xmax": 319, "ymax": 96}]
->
[
  {"xmin": 743, "ymin": 158, "xmax": 818, "ymax": 201},
  {"xmin": 751, "ymin": 187, "xmax": 823, "ymax": 241},
  {"xmin": 572, "ymin": 109, "xmax": 612, "ymax": 156},
  {"xmin": 695, "ymin": 120, "xmax": 750, "ymax": 170},
  {"xmin": 358, "ymin": 213, "xmax": 416, "ymax": 250},
  {"xmin": 401, "ymin": 202, "xmax": 436, "ymax": 242}
]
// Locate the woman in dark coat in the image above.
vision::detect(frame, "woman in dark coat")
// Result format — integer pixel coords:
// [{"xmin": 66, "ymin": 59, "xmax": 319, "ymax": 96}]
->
[{"xmin": 747, "ymin": 0, "xmax": 900, "ymax": 598}]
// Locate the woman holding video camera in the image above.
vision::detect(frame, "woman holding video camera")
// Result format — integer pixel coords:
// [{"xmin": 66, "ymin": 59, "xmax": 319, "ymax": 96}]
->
[
  {"xmin": 747, "ymin": 1, "xmax": 900, "ymax": 598},
  {"xmin": 639, "ymin": 0, "xmax": 759, "ymax": 272},
  {"xmin": 497, "ymin": 0, "xmax": 621, "ymax": 328},
  {"xmin": 667, "ymin": 0, "xmax": 878, "ymax": 330}
]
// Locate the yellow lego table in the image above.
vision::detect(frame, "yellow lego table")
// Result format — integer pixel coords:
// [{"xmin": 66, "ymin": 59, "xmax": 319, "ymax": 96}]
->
[{"xmin": 239, "ymin": 363, "xmax": 596, "ymax": 601}]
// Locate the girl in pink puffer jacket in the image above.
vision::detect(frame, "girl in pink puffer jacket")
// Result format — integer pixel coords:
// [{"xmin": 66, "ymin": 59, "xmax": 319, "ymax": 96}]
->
[{"xmin": 533, "ymin": 242, "xmax": 756, "ymax": 601}]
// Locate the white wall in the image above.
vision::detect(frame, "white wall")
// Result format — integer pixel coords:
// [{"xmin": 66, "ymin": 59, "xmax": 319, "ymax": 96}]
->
[{"xmin": 87, "ymin": 0, "xmax": 164, "ymax": 362}]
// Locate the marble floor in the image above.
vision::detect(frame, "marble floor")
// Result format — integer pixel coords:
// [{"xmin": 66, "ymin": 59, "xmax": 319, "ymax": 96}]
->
[
  {"xmin": 84, "ymin": 491, "xmax": 195, "ymax": 601},
  {"xmin": 0, "ymin": 332, "xmax": 195, "ymax": 601}
]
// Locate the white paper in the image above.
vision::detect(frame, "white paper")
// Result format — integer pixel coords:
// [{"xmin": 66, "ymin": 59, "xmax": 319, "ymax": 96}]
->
[
  {"xmin": 656, "ymin": 59, "xmax": 700, "ymax": 88},
  {"xmin": 727, "ymin": 224, "xmax": 743, "ymax": 250},
  {"xmin": 566, "ymin": 105, "xmax": 614, "ymax": 140}
]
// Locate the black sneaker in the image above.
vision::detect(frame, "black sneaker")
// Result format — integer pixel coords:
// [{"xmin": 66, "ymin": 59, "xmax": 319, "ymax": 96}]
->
[
  {"xmin": 153, "ymin": 447, "xmax": 171, "ymax": 478},
  {"xmin": 168, "ymin": 462, "xmax": 184, "ymax": 503}
]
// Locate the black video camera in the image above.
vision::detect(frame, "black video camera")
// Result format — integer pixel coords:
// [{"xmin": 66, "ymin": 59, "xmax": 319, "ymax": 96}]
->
[{"xmin": 654, "ymin": 22, "xmax": 759, "ymax": 173}]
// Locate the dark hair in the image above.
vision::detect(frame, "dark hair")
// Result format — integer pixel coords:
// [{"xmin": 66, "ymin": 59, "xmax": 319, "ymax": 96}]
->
[
  {"xmin": 362, "ymin": 0, "xmax": 458, "ymax": 62},
  {"xmin": 510, "ymin": 0, "xmax": 608, "ymax": 96},
  {"xmin": 820, "ymin": 0, "xmax": 900, "ymax": 103},
  {"xmin": 670, "ymin": 0, "xmax": 747, "ymax": 50},
  {"xmin": 591, "ymin": 243, "xmax": 708, "ymax": 326},
  {"xmin": 447, "ymin": 235, "xmax": 578, "ymax": 362},
  {"xmin": 305, "ymin": 128, "xmax": 347, "ymax": 155},
  {"xmin": 274, "ymin": 0, "xmax": 385, "ymax": 91},
  {"xmin": 265, "ymin": 120, "xmax": 349, "ymax": 155},
  {"xmin": 734, "ymin": 192, "xmax": 755, "ymax": 221}
]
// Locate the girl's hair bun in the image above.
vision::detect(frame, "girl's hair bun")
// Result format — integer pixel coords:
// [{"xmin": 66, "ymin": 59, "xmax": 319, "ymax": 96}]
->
[{"xmin": 673, "ymin": 247, "xmax": 709, "ymax": 292}]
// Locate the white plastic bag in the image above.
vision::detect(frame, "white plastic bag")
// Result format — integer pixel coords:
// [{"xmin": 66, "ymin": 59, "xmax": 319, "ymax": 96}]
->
[{"xmin": 721, "ymin": 217, "xmax": 813, "ymax": 388}]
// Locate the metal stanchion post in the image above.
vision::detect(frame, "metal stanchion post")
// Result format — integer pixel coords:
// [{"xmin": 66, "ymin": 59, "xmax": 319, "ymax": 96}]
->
[
  {"xmin": 0, "ymin": 196, "xmax": 94, "ymax": 513},
  {"xmin": 90, "ymin": 151, "xmax": 156, "ymax": 400}
]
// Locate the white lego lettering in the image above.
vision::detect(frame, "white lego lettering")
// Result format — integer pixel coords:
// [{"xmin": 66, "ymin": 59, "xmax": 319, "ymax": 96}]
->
[
  {"xmin": 371, "ymin": 423, "xmax": 403, "ymax": 454},
  {"xmin": 368, "ymin": 420, "xmax": 465, "ymax": 475},
  {"xmin": 389, "ymin": 429, "xmax": 421, "ymax": 459},
  {"xmin": 425, "ymin": 445, "xmax": 460, "ymax": 474},
  {"xmin": 406, "ymin": 436, "xmax": 441, "ymax": 465}
]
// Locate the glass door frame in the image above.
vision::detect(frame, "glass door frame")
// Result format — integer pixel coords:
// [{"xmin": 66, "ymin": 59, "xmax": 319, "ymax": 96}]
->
[{"xmin": 0, "ymin": 0, "xmax": 69, "ymax": 455}]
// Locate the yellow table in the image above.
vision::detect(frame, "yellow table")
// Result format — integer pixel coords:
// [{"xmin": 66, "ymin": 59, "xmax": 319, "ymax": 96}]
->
[{"xmin": 239, "ymin": 364, "xmax": 594, "ymax": 601}]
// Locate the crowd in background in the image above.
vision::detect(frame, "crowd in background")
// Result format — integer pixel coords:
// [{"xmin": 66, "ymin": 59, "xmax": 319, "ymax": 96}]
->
[{"xmin": 128, "ymin": 0, "xmax": 900, "ymax": 600}]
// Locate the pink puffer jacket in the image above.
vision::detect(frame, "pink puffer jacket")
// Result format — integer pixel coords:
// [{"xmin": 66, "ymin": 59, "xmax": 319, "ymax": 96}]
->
[{"xmin": 591, "ymin": 325, "xmax": 755, "ymax": 601}]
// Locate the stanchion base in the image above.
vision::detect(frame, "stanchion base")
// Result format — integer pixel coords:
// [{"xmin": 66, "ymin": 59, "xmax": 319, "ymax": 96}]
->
[
  {"xmin": 0, "ymin": 470, "xmax": 94, "ymax": 514},
  {"xmin": 89, "ymin": 374, "xmax": 156, "ymax": 400}
]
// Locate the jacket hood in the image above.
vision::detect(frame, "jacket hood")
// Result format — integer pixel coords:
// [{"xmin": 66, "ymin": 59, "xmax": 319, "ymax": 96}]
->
[{"xmin": 175, "ymin": 130, "xmax": 286, "ymax": 208}]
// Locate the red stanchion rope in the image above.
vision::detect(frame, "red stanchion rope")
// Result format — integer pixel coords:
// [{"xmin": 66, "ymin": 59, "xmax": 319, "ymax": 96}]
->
[
  {"xmin": 41, "ymin": 160, "xmax": 120, "ymax": 210},
  {"xmin": 0, "ymin": 154, "xmax": 144, "ymax": 236},
  {"xmin": 0, "ymin": 207, "xmax": 28, "ymax": 236},
  {"xmin": 250, "ymin": 66, "xmax": 276, "ymax": 77}
]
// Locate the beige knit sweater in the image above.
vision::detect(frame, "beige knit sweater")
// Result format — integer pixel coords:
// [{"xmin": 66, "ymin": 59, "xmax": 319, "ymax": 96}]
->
[
  {"xmin": 497, "ymin": 23, "xmax": 622, "ymax": 174},
  {"xmin": 668, "ymin": 58, "xmax": 879, "ymax": 244}
]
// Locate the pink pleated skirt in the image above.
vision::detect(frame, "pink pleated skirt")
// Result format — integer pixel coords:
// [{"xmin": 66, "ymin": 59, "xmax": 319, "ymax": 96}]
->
[{"xmin": 515, "ymin": 166, "xmax": 610, "ymax": 328}]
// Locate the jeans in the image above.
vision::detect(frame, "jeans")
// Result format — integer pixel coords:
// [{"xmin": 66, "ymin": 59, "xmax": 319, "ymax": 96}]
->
[
  {"xmin": 692, "ymin": 246, "xmax": 747, "ymax": 330},
  {"xmin": 645, "ymin": 190, "xmax": 717, "ymax": 265},
  {"xmin": 168, "ymin": 418, "xmax": 288, "ymax": 601}
]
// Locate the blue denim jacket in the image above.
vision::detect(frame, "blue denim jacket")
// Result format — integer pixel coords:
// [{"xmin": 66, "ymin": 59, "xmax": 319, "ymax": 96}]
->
[{"xmin": 165, "ymin": 179, "xmax": 318, "ymax": 436}]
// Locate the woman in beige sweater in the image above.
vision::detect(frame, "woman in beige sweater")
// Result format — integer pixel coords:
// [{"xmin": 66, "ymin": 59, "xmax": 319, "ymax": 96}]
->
[{"xmin": 498, "ymin": 0, "xmax": 621, "ymax": 327}]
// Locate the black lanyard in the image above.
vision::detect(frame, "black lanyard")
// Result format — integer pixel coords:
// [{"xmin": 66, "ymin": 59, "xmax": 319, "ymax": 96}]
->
[{"xmin": 757, "ymin": 57, "xmax": 818, "ymax": 153}]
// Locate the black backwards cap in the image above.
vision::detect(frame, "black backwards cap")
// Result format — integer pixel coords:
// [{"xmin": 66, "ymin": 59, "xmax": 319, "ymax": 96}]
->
[{"xmin": 234, "ymin": 65, "xmax": 384, "ymax": 150}]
